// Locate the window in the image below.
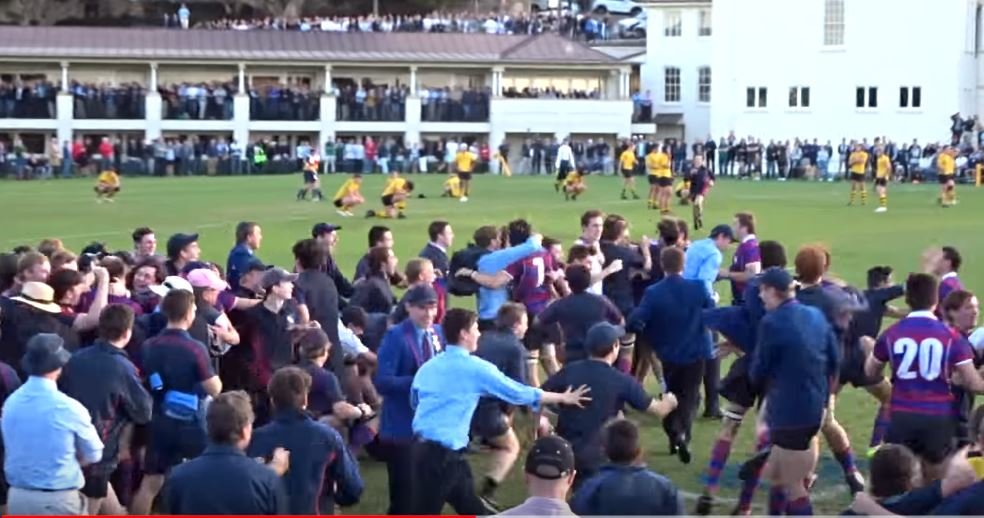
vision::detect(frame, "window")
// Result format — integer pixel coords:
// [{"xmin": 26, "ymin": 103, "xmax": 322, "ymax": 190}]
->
[
  {"xmin": 899, "ymin": 86, "xmax": 922, "ymax": 108},
  {"xmin": 698, "ymin": 67, "xmax": 711, "ymax": 102},
  {"xmin": 856, "ymin": 86, "xmax": 878, "ymax": 108},
  {"xmin": 746, "ymin": 86, "xmax": 767, "ymax": 108},
  {"xmin": 823, "ymin": 0, "xmax": 845, "ymax": 46},
  {"xmin": 664, "ymin": 67, "xmax": 681, "ymax": 102},
  {"xmin": 699, "ymin": 9, "xmax": 712, "ymax": 36},
  {"xmin": 788, "ymin": 86, "xmax": 810, "ymax": 108},
  {"xmin": 664, "ymin": 10, "xmax": 682, "ymax": 37}
]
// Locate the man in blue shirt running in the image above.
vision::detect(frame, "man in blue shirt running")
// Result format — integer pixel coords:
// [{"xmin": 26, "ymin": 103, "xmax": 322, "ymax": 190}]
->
[{"xmin": 409, "ymin": 308, "xmax": 591, "ymax": 515}]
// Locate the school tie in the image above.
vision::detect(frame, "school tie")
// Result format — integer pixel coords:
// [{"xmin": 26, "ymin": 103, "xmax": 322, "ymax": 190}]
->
[{"xmin": 421, "ymin": 330, "xmax": 432, "ymax": 359}]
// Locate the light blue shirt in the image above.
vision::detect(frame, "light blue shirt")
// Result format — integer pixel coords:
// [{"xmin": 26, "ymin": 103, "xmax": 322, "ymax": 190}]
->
[
  {"xmin": 476, "ymin": 237, "xmax": 540, "ymax": 320},
  {"xmin": 683, "ymin": 237, "xmax": 722, "ymax": 298},
  {"xmin": 2, "ymin": 377, "xmax": 103, "ymax": 490},
  {"xmin": 411, "ymin": 346, "xmax": 542, "ymax": 450}
]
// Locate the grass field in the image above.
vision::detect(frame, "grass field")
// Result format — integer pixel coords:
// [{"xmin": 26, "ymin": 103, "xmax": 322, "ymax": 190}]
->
[{"xmin": 2, "ymin": 173, "xmax": 981, "ymax": 514}]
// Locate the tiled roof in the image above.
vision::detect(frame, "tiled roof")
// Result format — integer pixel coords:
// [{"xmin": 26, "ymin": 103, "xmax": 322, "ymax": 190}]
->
[{"xmin": 0, "ymin": 26, "xmax": 618, "ymax": 65}]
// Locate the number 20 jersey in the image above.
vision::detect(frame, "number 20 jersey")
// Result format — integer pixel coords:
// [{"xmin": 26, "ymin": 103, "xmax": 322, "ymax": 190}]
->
[{"xmin": 873, "ymin": 311, "xmax": 974, "ymax": 416}]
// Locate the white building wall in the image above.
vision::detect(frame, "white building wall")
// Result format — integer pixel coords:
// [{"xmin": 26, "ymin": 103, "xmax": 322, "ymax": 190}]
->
[
  {"xmin": 642, "ymin": 2, "xmax": 712, "ymax": 143},
  {"xmin": 710, "ymin": 0, "xmax": 974, "ymax": 145}
]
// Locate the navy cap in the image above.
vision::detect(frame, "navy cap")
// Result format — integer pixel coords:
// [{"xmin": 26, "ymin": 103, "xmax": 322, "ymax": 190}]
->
[
  {"xmin": 22, "ymin": 333, "xmax": 71, "ymax": 376},
  {"xmin": 166, "ymin": 233, "xmax": 199, "ymax": 259},
  {"xmin": 525, "ymin": 435, "xmax": 576, "ymax": 479},
  {"xmin": 585, "ymin": 322, "xmax": 625, "ymax": 357},
  {"xmin": 311, "ymin": 223, "xmax": 342, "ymax": 237},
  {"xmin": 760, "ymin": 267, "xmax": 794, "ymax": 291},
  {"xmin": 709, "ymin": 224, "xmax": 736, "ymax": 242},
  {"xmin": 244, "ymin": 257, "xmax": 268, "ymax": 273},
  {"xmin": 404, "ymin": 284, "xmax": 438, "ymax": 306}
]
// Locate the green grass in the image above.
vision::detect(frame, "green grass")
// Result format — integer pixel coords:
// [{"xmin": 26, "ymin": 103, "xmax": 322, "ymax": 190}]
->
[{"xmin": 3, "ymin": 174, "xmax": 982, "ymax": 514}]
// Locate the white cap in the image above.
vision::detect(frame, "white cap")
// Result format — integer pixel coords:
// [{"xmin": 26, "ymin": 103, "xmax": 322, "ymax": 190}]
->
[
  {"xmin": 149, "ymin": 276, "xmax": 194, "ymax": 298},
  {"xmin": 968, "ymin": 327, "xmax": 984, "ymax": 354}
]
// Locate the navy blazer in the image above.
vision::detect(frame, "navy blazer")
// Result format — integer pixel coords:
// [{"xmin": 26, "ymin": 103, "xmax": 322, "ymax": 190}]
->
[
  {"xmin": 373, "ymin": 319, "xmax": 445, "ymax": 441},
  {"xmin": 165, "ymin": 444, "xmax": 288, "ymax": 515},
  {"xmin": 248, "ymin": 409, "xmax": 363, "ymax": 515},
  {"xmin": 628, "ymin": 274, "xmax": 714, "ymax": 364}
]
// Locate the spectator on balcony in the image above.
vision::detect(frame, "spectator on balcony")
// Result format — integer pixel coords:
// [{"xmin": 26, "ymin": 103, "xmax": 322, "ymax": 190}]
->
[{"xmin": 178, "ymin": 3, "xmax": 191, "ymax": 29}]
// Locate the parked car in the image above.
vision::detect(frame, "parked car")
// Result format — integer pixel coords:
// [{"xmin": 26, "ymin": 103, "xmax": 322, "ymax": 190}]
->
[
  {"xmin": 532, "ymin": 0, "xmax": 583, "ymax": 13},
  {"xmin": 592, "ymin": 0, "xmax": 643, "ymax": 16},
  {"xmin": 617, "ymin": 11, "xmax": 646, "ymax": 38}
]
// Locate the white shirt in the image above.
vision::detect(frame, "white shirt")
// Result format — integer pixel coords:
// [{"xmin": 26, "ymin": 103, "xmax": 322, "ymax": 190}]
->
[
  {"xmin": 338, "ymin": 320, "xmax": 370, "ymax": 356},
  {"xmin": 556, "ymin": 144, "xmax": 574, "ymax": 167},
  {"xmin": 574, "ymin": 237, "xmax": 605, "ymax": 295}
]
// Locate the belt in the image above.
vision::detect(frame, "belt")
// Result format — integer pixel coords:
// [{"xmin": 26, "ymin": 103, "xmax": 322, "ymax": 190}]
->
[{"xmin": 14, "ymin": 486, "xmax": 78, "ymax": 493}]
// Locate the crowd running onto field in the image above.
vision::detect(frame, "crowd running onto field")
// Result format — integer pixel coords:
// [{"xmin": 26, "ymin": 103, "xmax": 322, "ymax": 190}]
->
[{"xmin": 1, "ymin": 177, "xmax": 984, "ymax": 515}]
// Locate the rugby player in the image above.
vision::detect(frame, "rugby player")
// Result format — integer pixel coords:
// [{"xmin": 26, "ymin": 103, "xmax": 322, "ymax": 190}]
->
[
  {"xmin": 618, "ymin": 143, "xmax": 640, "ymax": 200},
  {"xmin": 646, "ymin": 144, "xmax": 673, "ymax": 214},
  {"xmin": 95, "ymin": 167, "xmax": 121, "ymax": 203},
  {"xmin": 847, "ymin": 144, "xmax": 869, "ymax": 206},
  {"xmin": 688, "ymin": 156, "xmax": 713, "ymax": 231},
  {"xmin": 454, "ymin": 143, "xmax": 477, "ymax": 202},
  {"xmin": 365, "ymin": 171, "xmax": 413, "ymax": 220},
  {"xmin": 296, "ymin": 153, "xmax": 324, "ymax": 202},
  {"xmin": 873, "ymin": 146, "xmax": 892, "ymax": 212},
  {"xmin": 562, "ymin": 169, "xmax": 585, "ymax": 201},
  {"xmin": 937, "ymin": 145, "xmax": 957, "ymax": 207},
  {"xmin": 332, "ymin": 173, "xmax": 364, "ymax": 217}
]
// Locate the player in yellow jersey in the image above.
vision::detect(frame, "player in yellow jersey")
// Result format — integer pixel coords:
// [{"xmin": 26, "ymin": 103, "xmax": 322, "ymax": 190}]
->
[
  {"xmin": 873, "ymin": 148, "xmax": 892, "ymax": 213},
  {"xmin": 937, "ymin": 146, "xmax": 957, "ymax": 207},
  {"xmin": 646, "ymin": 144, "xmax": 673, "ymax": 214},
  {"xmin": 563, "ymin": 169, "xmax": 586, "ymax": 201},
  {"xmin": 297, "ymin": 154, "xmax": 324, "ymax": 201},
  {"xmin": 442, "ymin": 174, "xmax": 462, "ymax": 199},
  {"xmin": 454, "ymin": 144, "xmax": 477, "ymax": 202},
  {"xmin": 94, "ymin": 167, "xmax": 121, "ymax": 203},
  {"xmin": 366, "ymin": 172, "xmax": 414, "ymax": 219},
  {"xmin": 619, "ymin": 144, "xmax": 640, "ymax": 200},
  {"xmin": 847, "ymin": 144, "xmax": 869, "ymax": 206},
  {"xmin": 332, "ymin": 173, "xmax": 364, "ymax": 217}
]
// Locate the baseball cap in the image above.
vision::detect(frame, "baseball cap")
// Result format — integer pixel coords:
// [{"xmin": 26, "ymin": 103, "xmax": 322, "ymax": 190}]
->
[
  {"xmin": 525, "ymin": 435, "xmax": 575, "ymax": 480},
  {"xmin": 166, "ymin": 233, "xmax": 199, "ymax": 259},
  {"xmin": 244, "ymin": 257, "xmax": 268, "ymax": 273},
  {"xmin": 180, "ymin": 261, "xmax": 212, "ymax": 275},
  {"xmin": 149, "ymin": 275, "xmax": 194, "ymax": 298},
  {"xmin": 585, "ymin": 322, "xmax": 624, "ymax": 356},
  {"xmin": 22, "ymin": 333, "xmax": 72, "ymax": 376},
  {"xmin": 404, "ymin": 284, "xmax": 438, "ymax": 306},
  {"xmin": 709, "ymin": 224, "xmax": 736, "ymax": 242},
  {"xmin": 760, "ymin": 267, "xmax": 794, "ymax": 291},
  {"xmin": 186, "ymin": 268, "xmax": 229, "ymax": 291},
  {"xmin": 312, "ymin": 223, "xmax": 342, "ymax": 238},
  {"xmin": 260, "ymin": 267, "xmax": 298, "ymax": 290}
]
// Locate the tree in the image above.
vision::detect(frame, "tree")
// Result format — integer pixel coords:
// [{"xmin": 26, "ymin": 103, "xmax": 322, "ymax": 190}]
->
[{"xmin": 0, "ymin": 0, "xmax": 79, "ymax": 25}]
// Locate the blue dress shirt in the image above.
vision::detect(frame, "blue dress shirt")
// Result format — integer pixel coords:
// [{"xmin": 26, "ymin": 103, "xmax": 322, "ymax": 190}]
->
[
  {"xmin": 226, "ymin": 242, "xmax": 255, "ymax": 290},
  {"xmin": 2, "ymin": 376, "xmax": 104, "ymax": 490},
  {"xmin": 411, "ymin": 345, "xmax": 542, "ymax": 450},
  {"xmin": 683, "ymin": 237, "xmax": 723, "ymax": 298},
  {"xmin": 477, "ymin": 237, "xmax": 541, "ymax": 320}
]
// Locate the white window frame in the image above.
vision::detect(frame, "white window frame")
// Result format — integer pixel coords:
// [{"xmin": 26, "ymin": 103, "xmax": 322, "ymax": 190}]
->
[
  {"xmin": 698, "ymin": 67, "xmax": 711, "ymax": 103},
  {"xmin": 856, "ymin": 86, "xmax": 878, "ymax": 109},
  {"xmin": 788, "ymin": 86, "xmax": 810, "ymax": 108},
  {"xmin": 899, "ymin": 86, "xmax": 922, "ymax": 109},
  {"xmin": 698, "ymin": 8, "xmax": 712, "ymax": 37},
  {"xmin": 745, "ymin": 86, "xmax": 768, "ymax": 108},
  {"xmin": 664, "ymin": 67, "xmax": 681, "ymax": 103},
  {"xmin": 664, "ymin": 10, "xmax": 682, "ymax": 37},
  {"xmin": 823, "ymin": 0, "xmax": 845, "ymax": 46}
]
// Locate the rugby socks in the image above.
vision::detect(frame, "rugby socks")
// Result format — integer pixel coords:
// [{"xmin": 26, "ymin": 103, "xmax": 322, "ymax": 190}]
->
[
  {"xmin": 313, "ymin": 189, "xmax": 324, "ymax": 200},
  {"xmin": 736, "ymin": 429, "xmax": 771, "ymax": 513},
  {"xmin": 703, "ymin": 438, "xmax": 733, "ymax": 493},
  {"xmin": 786, "ymin": 496, "xmax": 813, "ymax": 515},
  {"xmin": 848, "ymin": 189, "xmax": 856, "ymax": 205},
  {"xmin": 296, "ymin": 188, "xmax": 307, "ymax": 200},
  {"xmin": 879, "ymin": 193, "xmax": 887, "ymax": 208},
  {"xmin": 834, "ymin": 446, "xmax": 859, "ymax": 477},
  {"xmin": 767, "ymin": 486, "xmax": 787, "ymax": 516},
  {"xmin": 860, "ymin": 188, "xmax": 868, "ymax": 205},
  {"xmin": 868, "ymin": 405, "xmax": 890, "ymax": 450}
]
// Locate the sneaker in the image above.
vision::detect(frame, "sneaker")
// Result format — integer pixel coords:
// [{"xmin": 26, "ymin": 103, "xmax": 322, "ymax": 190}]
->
[
  {"xmin": 460, "ymin": 196, "xmax": 468, "ymax": 202},
  {"xmin": 364, "ymin": 210, "xmax": 376, "ymax": 219},
  {"xmin": 336, "ymin": 209, "xmax": 348, "ymax": 217},
  {"xmin": 397, "ymin": 213, "xmax": 407, "ymax": 219},
  {"xmin": 345, "ymin": 211, "xmax": 355, "ymax": 217},
  {"xmin": 677, "ymin": 440, "xmax": 692, "ymax": 464},
  {"xmin": 875, "ymin": 207, "xmax": 887, "ymax": 213},
  {"xmin": 845, "ymin": 470, "xmax": 866, "ymax": 495},
  {"xmin": 866, "ymin": 444, "xmax": 882, "ymax": 458},
  {"xmin": 695, "ymin": 495, "xmax": 714, "ymax": 516},
  {"xmin": 478, "ymin": 495, "xmax": 501, "ymax": 514}
]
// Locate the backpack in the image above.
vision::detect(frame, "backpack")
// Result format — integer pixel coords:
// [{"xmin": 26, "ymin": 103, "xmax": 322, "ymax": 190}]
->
[{"xmin": 447, "ymin": 244, "xmax": 491, "ymax": 297}]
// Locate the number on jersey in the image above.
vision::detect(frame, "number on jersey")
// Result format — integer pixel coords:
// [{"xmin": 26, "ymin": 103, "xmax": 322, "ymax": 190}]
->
[{"xmin": 893, "ymin": 337, "xmax": 944, "ymax": 381}]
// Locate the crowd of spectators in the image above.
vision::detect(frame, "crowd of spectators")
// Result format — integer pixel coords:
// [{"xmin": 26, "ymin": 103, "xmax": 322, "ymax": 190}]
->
[
  {"xmin": 420, "ymin": 87, "xmax": 491, "ymax": 122},
  {"xmin": 180, "ymin": 9, "xmax": 619, "ymax": 42},
  {"xmin": 70, "ymin": 83, "xmax": 146, "ymax": 120},
  {"xmin": 158, "ymin": 82, "xmax": 237, "ymax": 121},
  {"xmin": 335, "ymin": 83, "xmax": 409, "ymax": 122},
  {"xmin": 503, "ymin": 86, "xmax": 601, "ymax": 100},
  {"xmin": 249, "ymin": 86, "xmax": 320, "ymax": 121},
  {"xmin": 0, "ymin": 80, "xmax": 57, "ymax": 119}
]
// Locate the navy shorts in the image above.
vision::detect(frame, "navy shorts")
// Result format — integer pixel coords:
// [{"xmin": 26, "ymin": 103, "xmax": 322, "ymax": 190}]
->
[
  {"xmin": 885, "ymin": 411, "xmax": 955, "ymax": 465},
  {"xmin": 457, "ymin": 172, "xmax": 473, "ymax": 182},
  {"xmin": 771, "ymin": 424, "xmax": 821, "ymax": 451},
  {"xmin": 839, "ymin": 342, "xmax": 883, "ymax": 388},
  {"xmin": 471, "ymin": 404, "xmax": 510, "ymax": 440},
  {"xmin": 939, "ymin": 175, "xmax": 953, "ymax": 185},
  {"xmin": 720, "ymin": 355, "xmax": 761, "ymax": 410},
  {"xmin": 303, "ymin": 171, "xmax": 317, "ymax": 184},
  {"xmin": 82, "ymin": 470, "xmax": 111, "ymax": 499},
  {"xmin": 874, "ymin": 178, "xmax": 888, "ymax": 187},
  {"xmin": 143, "ymin": 416, "xmax": 207, "ymax": 475},
  {"xmin": 381, "ymin": 194, "xmax": 394, "ymax": 207}
]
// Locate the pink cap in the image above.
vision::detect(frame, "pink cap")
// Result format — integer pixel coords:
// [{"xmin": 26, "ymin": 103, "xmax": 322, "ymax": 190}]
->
[{"xmin": 186, "ymin": 268, "xmax": 229, "ymax": 291}]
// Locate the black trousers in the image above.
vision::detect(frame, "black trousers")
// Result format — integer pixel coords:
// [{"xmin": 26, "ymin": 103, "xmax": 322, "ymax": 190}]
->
[
  {"xmin": 382, "ymin": 440, "xmax": 414, "ymax": 515},
  {"xmin": 662, "ymin": 360, "xmax": 705, "ymax": 444},
  {"xmin": 703, "ymin": 356, "xmax": 721, "ymax": 414},
  {"xmin": 409, "ymin": 439, "xmax": 493, "ymax": 515}
]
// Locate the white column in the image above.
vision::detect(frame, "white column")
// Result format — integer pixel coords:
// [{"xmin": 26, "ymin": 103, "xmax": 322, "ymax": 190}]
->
[
  {"xmin": 60, "ymin": 61, "xmax": 69, "ymax": 93},
  {"xmin": 323, "ymin": 64, "xmax": 333, "ymax": 95},
  {"xmin": 56, "ymin": 93, "xmax": 72, "ymax": 145},
  {"xmin": 237, "ymin": 63, "xmax": 246, "ymax": 93},
  {"xmin": 404, "ymin": 96, "xmax": 422, "ymax": 147},
  {"xmin": 149, "ymin": 63, "xmax": 158, "ymax": 91},
  {"xmin": 492, "ymin": 66, "xmax": 504, "ymax": 97},
  {"xmin": 145, "ymin": 62, "xmax": 162, "ymax": 141},
  {"xmin": 409, "ymin": 66, "xmax": 418, "ymax": 97},
  {"xmin": 619, "ymin": 68, "xmax": 630, "ymax": 99}
]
